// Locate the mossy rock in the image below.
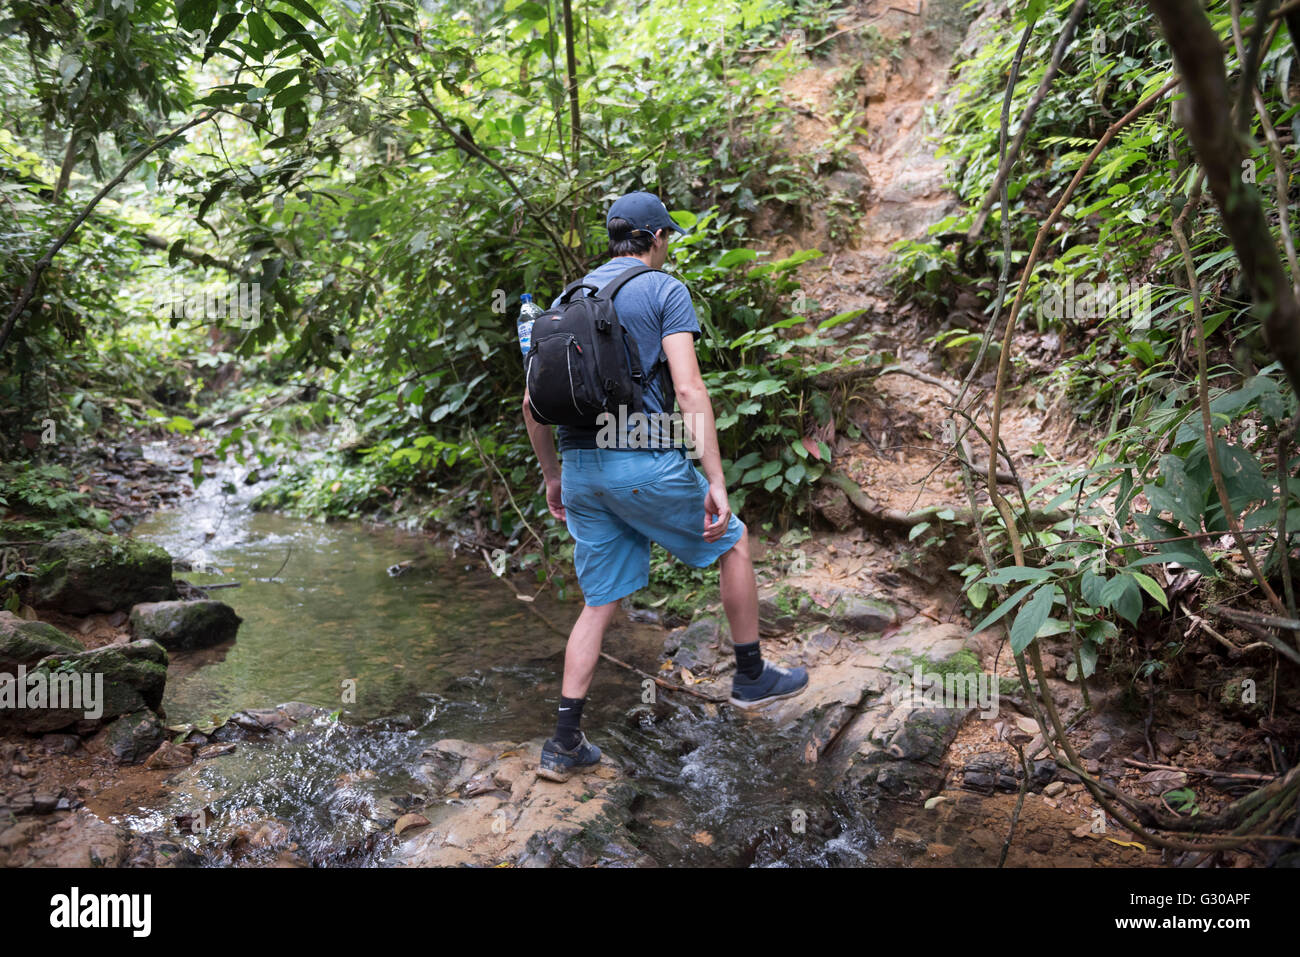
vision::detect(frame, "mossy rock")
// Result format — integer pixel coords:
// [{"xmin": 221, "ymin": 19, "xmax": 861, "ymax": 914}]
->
[
  {"xmin": 662, "ymin": 615, "xmax": 725, "ymax": 673},
  {"xmin": 1, "ymin": 639, "xmax": 170, "ymax": 733},
  {"xmin": 758, "ymin": 584, "xmax": 815, "ymax": 635},
  {"xmin": 129, "ymin": 600, "xmax": 242, "ymax": 652},
  {"xmin": 104, "ymin": 709, "xmax": 167, "ymax": 764},
  {"xmin": 28, "ymin": 529, "xmax": 176, "ymax": 615},
  {"xmin": 0, "ymin": 519, "xmax": 59, "ymax": 543},
  {"xmin": 912, "ymin": 648, "xmax": 981, "ymax": 678},
  {"xmin": 0, "ymin": 610, "xmax": 82, "ymax": 669},
  {"xmin": 830, "ymin": 593, "xmax": 898, "ymax": 634},
  {"xmin": 758, "ymin": 584, "xmax": 898, "ymax": 637}
]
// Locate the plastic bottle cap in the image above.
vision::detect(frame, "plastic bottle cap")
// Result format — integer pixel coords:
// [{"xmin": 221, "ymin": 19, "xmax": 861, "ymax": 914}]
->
[{"xmin": 520, "ymin": 293, "xmax": 532, "ymax": 302}]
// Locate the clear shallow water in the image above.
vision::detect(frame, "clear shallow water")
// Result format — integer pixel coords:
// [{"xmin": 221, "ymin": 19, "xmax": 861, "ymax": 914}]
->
[
  {"xmin": 120, "ymin": 443, "xmax": 889, "ymax": 867},
  {"xmin": 132, "ymin": 446, "xmax": 567, "ymax": 734}
]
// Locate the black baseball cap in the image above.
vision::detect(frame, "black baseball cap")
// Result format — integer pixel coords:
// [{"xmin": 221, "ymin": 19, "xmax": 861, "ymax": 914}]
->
[{"xmin": 606, "ymin": 191, "xmax": 691, "ymax": 237}]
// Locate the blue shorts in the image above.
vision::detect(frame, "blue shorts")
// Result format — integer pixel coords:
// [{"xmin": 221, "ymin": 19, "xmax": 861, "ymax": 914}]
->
[{"xmin": 560, "ymin": 448, "xmax": 746, "ymax": 606}]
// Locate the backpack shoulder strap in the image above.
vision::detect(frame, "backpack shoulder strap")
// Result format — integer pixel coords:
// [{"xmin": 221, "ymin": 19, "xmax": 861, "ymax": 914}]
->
[
  {"xmin": 599, "ymin": 263, "xmax": 660, "ymax": 300},
  {"xmin": 559, "ymin": 279, "xmax": 600, "ymax": 304}
]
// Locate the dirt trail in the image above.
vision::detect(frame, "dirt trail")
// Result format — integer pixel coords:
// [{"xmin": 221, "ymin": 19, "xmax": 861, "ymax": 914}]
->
[{"xmin": 765, "ymin": 0, "xmax": 1096, "ymax": 522}]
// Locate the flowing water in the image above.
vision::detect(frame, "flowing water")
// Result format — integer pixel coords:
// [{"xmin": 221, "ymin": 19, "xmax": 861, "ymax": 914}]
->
[{"xmin": 101, "ymin": 442, "xmax": 889, "ymax": 867}]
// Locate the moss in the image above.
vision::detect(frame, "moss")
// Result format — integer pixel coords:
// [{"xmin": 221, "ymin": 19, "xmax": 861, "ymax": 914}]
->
[
  {"xmin": 773, "ymin": 592, "xmax": 793, "ymax": 616},
  {"xmin": 912, "ymin": 648, "xmax": 980, "ymax": 677},
  {"xmin": 0, "ymin": 520, "xmax": 58, "ymax": 543},
  {"xmin": 30, "ymin": 529, "xmax": 174, "ymax": 614},
  {"xmin": 0, "ymin": 614, "xmax": 83, "ymax": 668}
]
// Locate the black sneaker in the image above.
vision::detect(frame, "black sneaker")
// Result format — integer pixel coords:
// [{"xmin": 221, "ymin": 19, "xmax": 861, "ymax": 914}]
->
[
  {"xmin": 729, "ymin": 661, "xmax": 809, "ymax": 710},
  {"xmin": 538, "ymin": 732, "xmax": 602, "ymax": 782}
]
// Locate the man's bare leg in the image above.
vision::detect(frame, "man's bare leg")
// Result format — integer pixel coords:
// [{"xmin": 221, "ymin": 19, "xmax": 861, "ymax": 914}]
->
[
  {"xmin": 719, "ymin": 525, "xmax": 809, "ymax": 705},
  {"xmin": 541, "ymin": 600, "xmax": 619, "ymax": 780},
  {"xmin": 718, "ymin": 525, "xmax": 759, "ymax": 646},
  {"xmin": 561, "ymin": 600, "xmax": 620, "ymax": 699}
]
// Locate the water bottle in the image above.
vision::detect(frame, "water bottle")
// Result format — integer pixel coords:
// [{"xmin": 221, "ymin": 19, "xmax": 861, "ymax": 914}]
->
[{"xmin": 517, "ymin": 293, "xmax": 542, "ymax": 357}]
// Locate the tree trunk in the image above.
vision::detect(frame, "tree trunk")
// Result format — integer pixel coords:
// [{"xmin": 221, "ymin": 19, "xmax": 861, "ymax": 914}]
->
[{"xmin": 1147, "ymin": 0, "xmax": 1300, "ymax": 398}]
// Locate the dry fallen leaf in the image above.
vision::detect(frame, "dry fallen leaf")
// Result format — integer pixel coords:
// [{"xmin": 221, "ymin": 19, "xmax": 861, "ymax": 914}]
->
[
  {"xmin": 394, "ymin": 813, "xmax": 430, "ymax": 836},
  {"xmin": 1106, "ymin": 838, "xmax": 1148, "ymax": 852},
  {"xmin": 1137, "ymin": 769, "xmax": 1187, "ymax": 793},
  {"xmin": 692, "ymin": 831, "xmax": 714, "ymax": 846}
]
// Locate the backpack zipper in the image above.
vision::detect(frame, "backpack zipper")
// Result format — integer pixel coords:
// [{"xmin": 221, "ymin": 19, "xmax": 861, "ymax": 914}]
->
[{"xmin": 565, "ymin": 339, "xmax": 583, "ymax": 416}]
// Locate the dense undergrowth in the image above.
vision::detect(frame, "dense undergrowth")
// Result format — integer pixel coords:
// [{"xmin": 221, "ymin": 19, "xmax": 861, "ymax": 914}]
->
[
  {"xmin": 889, "ymin": 0, "xmax": 1300, "ymax": 692},
  {"xmin": 2, "ymin": 0, "xmax": 886, "ymax": 601}
]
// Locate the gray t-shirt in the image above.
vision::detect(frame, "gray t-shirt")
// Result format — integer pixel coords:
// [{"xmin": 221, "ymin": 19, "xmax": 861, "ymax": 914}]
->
[{"xmin": 550, "ymin": 256, "xmax": 701, "ymax": 452}]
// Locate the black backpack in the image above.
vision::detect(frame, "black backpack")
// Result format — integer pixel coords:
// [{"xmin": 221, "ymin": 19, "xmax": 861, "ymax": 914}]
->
[{"xmin": 525, "ymin": 264, "xmax": 670, "ymax": 427}]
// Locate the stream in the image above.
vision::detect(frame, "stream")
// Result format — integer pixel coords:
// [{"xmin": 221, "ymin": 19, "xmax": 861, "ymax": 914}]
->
[{"xmin": 96, "ymin": 442, "xmax": 894, "ymax": 867}]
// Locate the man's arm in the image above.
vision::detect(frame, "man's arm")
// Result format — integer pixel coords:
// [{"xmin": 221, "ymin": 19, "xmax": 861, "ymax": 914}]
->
[
  {"xmin": 662, "ymin": 331, "xmax": 731, "ymax": 543},
  {"xmin": 523, "ymin": 389, "xmax": 565, "ymax": 521}
]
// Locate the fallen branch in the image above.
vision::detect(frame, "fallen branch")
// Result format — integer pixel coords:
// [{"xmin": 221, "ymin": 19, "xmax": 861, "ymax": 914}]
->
[
  {"xmin": 1180, "ymin": 601, "xmax": 1273, "ymax": 655},
  {"xmin": 1122, "ymin": 757, "xmax": 1277, "ymax": 783},
  {"xmin": 190, "ymin": 390, "xmax": 301, "ymax": 429},
  {"xmin": 823, "ymin": 469, "xmax": 1065, "ymax": 530},
  {"xmin": 1208, "ymin": 609, "xmax": 1300, "ymax": 668},
  {"xmin": 482, "ymin": 562, "xmax": 727, "ymax": 703},
  {"xmin": 599, "ymin": 651, "xmax": 727, "ymax": 704}
]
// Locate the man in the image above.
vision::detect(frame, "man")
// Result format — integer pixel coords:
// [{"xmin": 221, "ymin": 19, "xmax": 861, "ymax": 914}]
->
[{"xmin": 523, "ymin": 191, "xmax": 809, "ymax": 782}]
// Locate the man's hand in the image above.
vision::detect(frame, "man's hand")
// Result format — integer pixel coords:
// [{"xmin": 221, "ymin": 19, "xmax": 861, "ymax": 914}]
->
[
  {"xmin": 546, "ymin": 477, "xmax": 566, "ymax": 522},
  {"xmin": 703, "ymin": 481, "xmax": 731, "ymax": 543}
]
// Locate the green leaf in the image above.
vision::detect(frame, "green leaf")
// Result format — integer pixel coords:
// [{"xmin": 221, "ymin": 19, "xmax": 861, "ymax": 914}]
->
[
  {"xmin": 1080, "ymin": 570, "xmax": 1108, "ymax": 609},
  {"xmin": 1101, "ymin": 574, "xmax": 1143, "ymax": 625},
  {"xmin": 204, "ymin": 11, "xmax": 245, "ymax": 62},
  {"xmin": 968, "ymin": 581, "xmax": 1040, "ymax": 634},
  {"xmin": 981, "ymin": 565, "xmax": 1054, "ymax": 586},
  {"xmin": 1126, "ymin": 549, "xmax": 1216, "ymax": 577},
  {"xmin": 716, "ymin": 248, "xmax": 758, "ymax": 268},
  {"xmin": 1131, "ymin": 571, "xmax": 1168, "ymax": 610},
  {"xmin": 1010, "ymin": 585, "xmax": 1055, "ymax": 654},
  {"xmin": 273, "ymin": 84, "xmax": 311, "ymax": 109},
  {"xmin": 246, "ymin": 12, "xmax": 276, "ymax": 51},
  {"xmin": 277, "ymin": 0, "xmax": 329, "ymax": 29}
]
